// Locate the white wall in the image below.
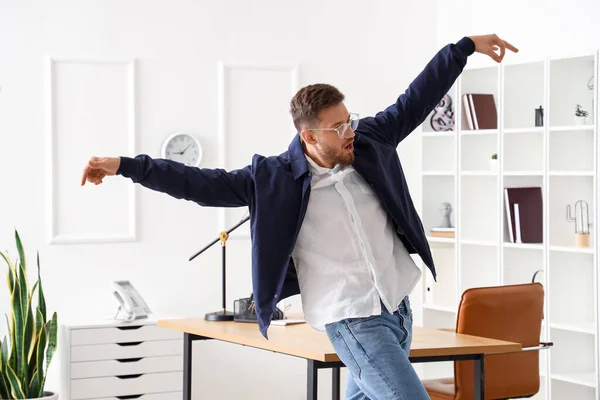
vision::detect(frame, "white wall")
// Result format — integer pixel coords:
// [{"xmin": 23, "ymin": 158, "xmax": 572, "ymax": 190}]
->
[
  {"xmin": 0, "ymin": 0, "xmax": 441, "ymax": 398},
  {"xmin": 437, "ymin": 0, "xmax": 600, "ymax": 65}
]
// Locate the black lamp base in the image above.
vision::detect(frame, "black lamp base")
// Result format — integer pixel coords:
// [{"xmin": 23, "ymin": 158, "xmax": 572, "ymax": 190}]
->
[{"xmin": 205, "ymin": 310, "xmax": 235, "ymax": 321}]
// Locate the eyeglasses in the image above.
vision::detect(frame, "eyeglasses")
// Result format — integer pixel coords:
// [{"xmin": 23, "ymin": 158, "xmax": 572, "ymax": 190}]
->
[{"xmin": 307, "ymin": 113, "xmax": 359, "ymax": 139}]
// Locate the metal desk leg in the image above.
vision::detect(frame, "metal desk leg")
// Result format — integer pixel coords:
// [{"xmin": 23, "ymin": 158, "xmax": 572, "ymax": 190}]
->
[
  {"xmin": 332, "ymin": 367, "xmax": 340, "ymax": 400},
  {"xmin": 307, "ymin": 360, "xmax": 318, "ymax": 400},
  {"xmin": 184, "ymin": 333, "xmax": 193, "ymax": 400},
  {"xmin": 473, "ymin": 354, "xmax": 485, "ymax": 400}
]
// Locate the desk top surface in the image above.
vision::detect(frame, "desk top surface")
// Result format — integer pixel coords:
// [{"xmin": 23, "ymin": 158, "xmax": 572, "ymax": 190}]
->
[{"xmin": 158, "ymin": 318, "xmax": 521, "ymax": 362}]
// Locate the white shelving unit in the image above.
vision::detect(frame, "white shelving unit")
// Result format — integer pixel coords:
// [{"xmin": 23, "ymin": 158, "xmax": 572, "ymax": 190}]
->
[{"xmin": 419, "ymin": 52, "xmax": 599, "ymax": 400}]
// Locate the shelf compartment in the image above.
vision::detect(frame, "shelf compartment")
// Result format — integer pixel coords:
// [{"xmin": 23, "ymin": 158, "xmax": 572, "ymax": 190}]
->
[
  {"xmin": 460, "ymin": 133, "xmax": 498, "ymax": 172},
  {"xmin": 423, "ymin": 134, "xmax": 456, "ymax": 173},
  {"xmin": 460, "ymin": 66, "xmax": 499, "ymax": 131},
  {"xmin": 549, "ymin": 128, "xmax": 594, "ymax": 172},
  {"xmin": 549, "ymin": 176, "xmax": 594, "ymax": 248},
  {"xmin": 422, "ymin": 83, "xmax": 458, "ymax": 134},
  {"xmin": 460, "ymin": 175, "xmax": 498, "ymax": 242},
  {"xmin": 422, "ymin": 175, "xmax": 456, "ymax": 236},
  {"xmin": 502, "ymin": 246, "xmax": 543, "ymax": 286},
  {"xmin": 549, "ymin": 251, "xmax": 595, "ymax": 330},
  {"xmin": 549, "ymin": 329, "xmax": 597, "ymax": 388},
  {"xmin": 502, "ymin": 175, "xmax": 545, "ymax": 245},
  {"xmin": 503, "ymin": 61, "xmax": 545, "ymax": 130},
  {"xmin": 424, "ymin": 247, "xmax": 456, "ymax": 311},
  {"xmin": 502, "ymin": 128, "xmax": 543, "ymax": 172},
  {"xmin": 549, "ymin": 55, "xmax": 596, "ymax": 128},
  {"xmin": 422, "ymin": 307, "xmax": 457, "ymax": 331},
  {"xmin": 551, "ymin": 379, "xmax": 596, "ymax": 399},
  {"xmin": 460, "ymin": 243, "xmax": 498, "ymax": 293}
]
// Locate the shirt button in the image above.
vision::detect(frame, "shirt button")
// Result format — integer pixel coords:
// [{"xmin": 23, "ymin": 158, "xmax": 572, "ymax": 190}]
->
[{"xmin": 274, "ymin": 294, "xmax": 278, "ymax": 299}]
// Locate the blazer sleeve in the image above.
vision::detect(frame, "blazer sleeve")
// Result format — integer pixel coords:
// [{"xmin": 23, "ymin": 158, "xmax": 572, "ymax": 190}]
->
[
  {"xmin": 357, "ymin": 36, "xmax": 475, "ymax": 147},
  {"xmin": 117, "ymin": 154, "xmax": 253, "ymax": 207}
]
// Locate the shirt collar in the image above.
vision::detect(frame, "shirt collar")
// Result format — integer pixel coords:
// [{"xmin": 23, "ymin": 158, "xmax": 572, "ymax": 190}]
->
[{"xmin": 305, "ymin": 154, "xmax": 341, "ymax": 176}]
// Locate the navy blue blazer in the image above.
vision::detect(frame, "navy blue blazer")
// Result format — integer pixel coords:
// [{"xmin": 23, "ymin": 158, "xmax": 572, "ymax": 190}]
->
[{"xmin": 117, "ymin": 37, "xmax": 475, "ymax": 338}]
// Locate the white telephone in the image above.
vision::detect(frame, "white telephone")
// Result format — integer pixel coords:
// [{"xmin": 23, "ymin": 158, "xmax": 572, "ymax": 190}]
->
[{"xmin": 109, "ymin": 280, "xmax": 152, "ymax": 321}]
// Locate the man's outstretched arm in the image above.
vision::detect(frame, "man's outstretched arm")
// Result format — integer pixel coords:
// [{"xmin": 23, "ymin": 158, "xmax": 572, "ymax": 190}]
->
[
  {"xmin": 357, "ymin": 34, "xmax": 518, "ymax": 148},
  {"xmin": 81, "ymin": 155, "xmax": 253, "ymax": 208}
]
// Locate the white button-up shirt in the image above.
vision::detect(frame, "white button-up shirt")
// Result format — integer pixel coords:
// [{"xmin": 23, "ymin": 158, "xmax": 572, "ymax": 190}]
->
[{"xmin": 292, "ymin": 155, "xmax": 422, "ymax": 331}]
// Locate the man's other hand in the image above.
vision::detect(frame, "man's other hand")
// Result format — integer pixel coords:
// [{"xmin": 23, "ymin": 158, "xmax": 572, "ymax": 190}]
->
[
  {"xmin": 81, "ymin": 156, "xmax": 121, "ymax": 186},
  {"xmin": 469, "ymin": 34, "xmax": 519, "ymax": 63}
]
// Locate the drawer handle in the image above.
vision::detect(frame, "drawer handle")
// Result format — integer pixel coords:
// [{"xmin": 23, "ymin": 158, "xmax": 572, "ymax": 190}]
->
[
  {"xmin": 116, "ymin": 395, "xmax": 143, "ymax": 399},
  {"xmin": 117, "ymin": 325, "xmax": 144, "ymax": 331},
  {"xmin": 116, "ymin": 341, "xmax": 143, "ymax": 347},
  {"xmin": 116, "ymin": 357, "xmax": 143, "ymax": 363},
  {"xmin": 116, "ymin": 374, "xmax": 143, "ymax": 380}
]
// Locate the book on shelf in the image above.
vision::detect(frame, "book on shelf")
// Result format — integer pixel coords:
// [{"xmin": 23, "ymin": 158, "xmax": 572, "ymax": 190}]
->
[
  {"xmin": 430, "ymin": 227, "xmax": 455, "ymax": 238},
  {"xmin": 504, "ymin": 187, "xmax": 543, "ymax": 243},
  {"xmin": 462, "ymin": 93, "xmax": 497, "ymax": 130}
]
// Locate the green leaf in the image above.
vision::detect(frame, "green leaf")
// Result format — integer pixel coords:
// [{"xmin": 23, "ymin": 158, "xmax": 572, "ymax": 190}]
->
[
  {"xmin": 1, "ymin": 250, "xmax": 16, "ymax": 296},
  {"xmin": 16, "ymin": 263, "xmax": 28, "ymax": 384},
  {"xmin": 6, "ymin": 363, "xmax": 26, "ymax": 399},
  {"xmin": 0, "ymin": 337, "xmax": 12, "ymax": 399},
  {"xmin": 35, "ymin": 309, "xmax": 47, "ymax": 397},
  {"xmin": 37, "ymin": 253, "xmax": 46, "ymax": 324},
  {"xmin": 11, "ymin": 275, "xmax": 25, "ymax": 381},
  {"xmin": 5, "ymin": 313, "xmax": 17, "ymax": 372},
  {"xmin": 25, "ymin": 293, "xmax": 36, "ymax": 362},
  {"xmin": 28, "ymin": 370, "xmax": 39, "ymax": 398},
  {"xmin": 45, "ymin": 313, "xmax": 58, "ymax": 374},
  {"xmin": 14, "ymin": 230, "xmax": 26, "ymax": 276}
]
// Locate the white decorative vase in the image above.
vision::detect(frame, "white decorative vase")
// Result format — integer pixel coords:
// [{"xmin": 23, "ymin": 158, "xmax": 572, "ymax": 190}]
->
[
  {"xmin": 2, "ymin": 392, "xmax": 58, "ymax": 400},
  {"xmin": 575, "ymin": 116, "xmax": 587, "ymax": 125},
  {"xmin": 489, "ymin": 159, "xmax": 498, "ymax": 173}
]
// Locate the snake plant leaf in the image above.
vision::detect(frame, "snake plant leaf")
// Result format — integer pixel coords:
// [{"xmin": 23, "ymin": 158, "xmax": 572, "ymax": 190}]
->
[
  {"xmin": 15, "ymin": 230, "xmax": 26, "ymax": 275},
  {"xmin": 45, "ymin": 312, "xmax": 58, "ymax": 373},
  {"xmin": 6, "ymin": 363, "xmax": 26, "ymax": 399},
  {"xmin": 5, "ymin": 313, "xmax": 17, "ymax": 372},
  {"xmin": 36, "ymin": 253, "xmax": 46, "ymax": 324},
  {"xmin": 0, "ymin": 337, "xmax": 11, "ymax": 399},
  {"xmin": 1, "ymin": 250, "xmax": 16, "ymax": 296},
  {"xmin": 35, "ymin": 308, "xmax": 48, "ymax": 398},
  {"xmin": 11, "ymin": 271, "xmax": 26, "ymax": 382},
  {"xmin": 28, "ymin": 370, "xmax": 39, "ymax": 398}
]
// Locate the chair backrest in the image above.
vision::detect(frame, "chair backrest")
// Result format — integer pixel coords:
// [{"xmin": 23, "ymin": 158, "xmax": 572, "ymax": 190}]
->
[{"xmin": 454, "ymin": 283, "xmax": 544, "ymax": 400}]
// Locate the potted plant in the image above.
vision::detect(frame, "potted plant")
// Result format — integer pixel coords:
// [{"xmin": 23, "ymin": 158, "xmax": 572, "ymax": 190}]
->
[
  {"xmin": 575, "ymin": 104, "xmax": 588, "ymax": 125},
  {"xmin": 0, "ymin": 231, "xmax": 58, "ymax": 400},
  {"xmin": 490, "ymin": 153, "xmax": 498, "ymax": 173}
]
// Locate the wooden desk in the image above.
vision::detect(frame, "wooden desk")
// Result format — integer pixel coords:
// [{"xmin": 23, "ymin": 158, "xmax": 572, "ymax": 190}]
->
[{"xmin": 158, "ymin": 318, "xmax": 521, "ymax": 400}]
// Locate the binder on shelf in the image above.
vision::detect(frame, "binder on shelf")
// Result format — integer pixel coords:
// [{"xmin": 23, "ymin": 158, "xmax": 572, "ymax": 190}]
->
[
  {"xmin": 504, "ymin": 187, "xmax": 543, "ymax": 243},
  {"xmin": 462, "ymin": 93, "xmax": 498, "ymax": 130}
]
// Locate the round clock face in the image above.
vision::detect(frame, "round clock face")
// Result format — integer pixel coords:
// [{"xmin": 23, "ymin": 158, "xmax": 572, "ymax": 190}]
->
[{"xmin": 162, "ymin": 133, "xmax": 202, "ymax": 167}]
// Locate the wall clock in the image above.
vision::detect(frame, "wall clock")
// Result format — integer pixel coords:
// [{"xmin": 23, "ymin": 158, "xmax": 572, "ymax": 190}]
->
[{"xmin": 161, "ymin": 132, "xmax": 203, "ymax": 167}]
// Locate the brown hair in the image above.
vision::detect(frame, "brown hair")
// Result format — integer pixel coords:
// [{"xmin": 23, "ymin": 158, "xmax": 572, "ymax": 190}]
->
[{"xmin": 289, "ymin": 83, "xmax": 345, "ymax": 132}]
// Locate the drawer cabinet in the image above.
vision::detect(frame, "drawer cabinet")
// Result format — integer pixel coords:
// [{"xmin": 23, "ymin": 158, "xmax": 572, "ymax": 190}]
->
[{"xmin": 59, "ymin": 318, "xmax": 183, "ymax": 400}]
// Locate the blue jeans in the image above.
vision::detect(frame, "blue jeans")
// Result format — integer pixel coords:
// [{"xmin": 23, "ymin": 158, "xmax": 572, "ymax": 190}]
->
[{"xmin": 325, "ymin": 297, "xmax": 430, "ymax": 400}]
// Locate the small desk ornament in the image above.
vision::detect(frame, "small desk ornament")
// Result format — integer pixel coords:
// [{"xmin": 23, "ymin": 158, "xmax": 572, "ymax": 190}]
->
[
  {"xmin": 566, "ymin": 200, "xmax": 593, "ymax": 247},
  {"xmin": 430, "ymin": 202, "xmax": 455, "ymax": 238}
]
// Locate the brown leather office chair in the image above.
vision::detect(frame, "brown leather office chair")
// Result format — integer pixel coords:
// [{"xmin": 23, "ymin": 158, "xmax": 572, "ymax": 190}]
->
[{"xmin": 422, "ymin": 283, "xmax": 552, "ymax": 400}]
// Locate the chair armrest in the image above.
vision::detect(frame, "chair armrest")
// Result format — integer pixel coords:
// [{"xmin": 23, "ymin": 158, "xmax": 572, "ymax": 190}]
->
[{"xmin": 522, "ymin": 342, "xmax": 554, "ymax": 352}]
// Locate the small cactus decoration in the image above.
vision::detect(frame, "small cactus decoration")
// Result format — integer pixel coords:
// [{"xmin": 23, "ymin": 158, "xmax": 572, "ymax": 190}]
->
[{"xmin": 567, "ymin": 200, "xmax": 593, "ymax": 247}]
